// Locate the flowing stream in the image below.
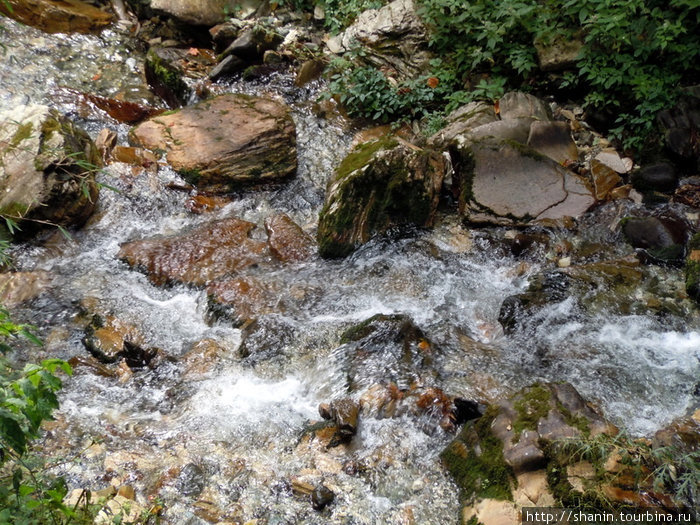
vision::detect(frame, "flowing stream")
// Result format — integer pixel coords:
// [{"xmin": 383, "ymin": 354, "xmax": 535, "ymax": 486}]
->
[{"xmin": 1, "ymin": 17, "xmax": 699, "ymax": 524}]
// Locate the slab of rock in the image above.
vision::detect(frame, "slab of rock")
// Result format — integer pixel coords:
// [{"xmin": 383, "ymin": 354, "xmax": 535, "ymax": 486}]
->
[
  {"xmin": 265, "ymin": 214, "xmax": 316, "ymax": 262},
  {"xmin": 326, "ymin": 0, "xmax": 430, "ymax": 79},
  {"xmin": 455, "ymin": 139, "xmax": 594, "ymax": 225},
  {"xmin": 534, "ymin": 35, "xmax": 583, "ymax": 72},
  {"xmin": 130, "ymin": 94, "xmax": 296, "ymax": 193},
  {"xmin": 0, "ymin": 0, "xmax": 112, "ymax": 33},
  {"xmin": 318, "ymin": 138, "xmax": 445, "ymax": 258},
  {"xmin": 591, "ymin": 158, "xmax": 623, "ymax": 201},
  {"xmin": 0, "ymin": 105, "xmax": 99, "ymax": 232},
  {"xmin": 527, "ymin": 121, "xmax": 578, "ymax": 164},
  {"xmin": 118, "ymin": 218, "xmax": 268, "ymax": 286}
]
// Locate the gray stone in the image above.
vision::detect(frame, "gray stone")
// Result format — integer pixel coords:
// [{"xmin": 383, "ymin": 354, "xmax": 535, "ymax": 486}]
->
[
  {"xmin": 149, "ymin": 0, "xmax": 264, "ymax": 26},
  {"xmin": 499, "ymin": 92, "xmax": 551, "ymax": 122},
  {"xmin": 534, "ymin": 35, "xmax": 583, "ymax": 72},
  {"xmin": 527, "ymin": 121, "xmax": 578, "ymax": 164},
  {"xmin": 456, "ymin": 139, "xmax": 594, "ymax": 225},
  {"xmin": 327, "ymin": 0, "xmax": 431, "ymax": 79}
]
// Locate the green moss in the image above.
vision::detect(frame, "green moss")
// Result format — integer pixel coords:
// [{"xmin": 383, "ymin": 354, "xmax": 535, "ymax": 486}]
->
[
  {"xmin": 178, "ymin": 167, "xmax": 202, "ymax": 183},
  {"xmin": 334, "ymin": 138, "xmax": 398, "ymax": 182},
  {"xmin": 9, "ymin": 122, "xmax": 33, "ymax": 148},
  {"xmin": 145, "ymin": 49, "xmax": 190, "ymax": 106},
  {"xmin": 685, "ymin": 258, "xmax": 700, "ymax": 303},
  {"xmin": 0, "ymin": 202, "xmax": 31, "ymax": 218},
  {"xmin": 512, "ymin": 384, "xmax": 552, "ymax": 439},
  {"xmin": 441, "ymin": 405, "xmax": 515, "ymax": 503},
  {"xmin": 556, "ymin": 401, "xmax": 591, "ymax": 437}
]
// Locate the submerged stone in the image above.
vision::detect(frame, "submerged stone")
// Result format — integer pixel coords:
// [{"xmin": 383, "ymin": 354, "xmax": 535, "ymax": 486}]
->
[{"xmin": 118, "ymin": 218, "xmax": 268, "ymax": 286}]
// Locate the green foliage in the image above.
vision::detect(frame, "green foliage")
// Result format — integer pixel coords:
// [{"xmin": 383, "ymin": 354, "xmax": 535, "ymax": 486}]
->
[
  {"xmin": 418, "ymin": 0, "xmax": 700, "ymax": 151},
  {"xmin": 555, "ymin": 432, "xmax": 699, "ymax": 509},
  {"xmin": 0, "ymin": 306, "xmax": 89, "ymax": 524}
]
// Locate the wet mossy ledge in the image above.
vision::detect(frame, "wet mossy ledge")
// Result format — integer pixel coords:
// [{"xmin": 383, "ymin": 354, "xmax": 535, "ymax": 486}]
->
[
  {"xmin": 317, "ymin": 137, "xmax": 446, "ymax": 258},
  {"xmin": 440, "ymin": 383, "xmax": 699, "ymax": 524}
]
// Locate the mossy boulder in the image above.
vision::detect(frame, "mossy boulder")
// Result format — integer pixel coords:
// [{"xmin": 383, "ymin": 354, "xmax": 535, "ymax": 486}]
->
[
  {"xmin": 621, "ymin": 215, "xmax": 687, "ymax": 265},
  {"xmin": 0, "ymin": 105, "xmax": 99, "ymax": 234},
  {"xmin": 144, "ymin": 48, "xmax": 192, "ymax": 108},
  {"xmin": 130, "ymin": 94, "xmax": 297, "ymax": 193},
  {"xmin": 317, "ymin": 138, "xmax": 445, "ymax": 258}
]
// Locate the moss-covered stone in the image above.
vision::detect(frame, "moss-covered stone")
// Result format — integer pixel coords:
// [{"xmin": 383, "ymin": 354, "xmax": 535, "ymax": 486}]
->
[
  {"xmin": 318, "ymin": 138, "xmax": 445, "ymax": 258},
  {"xmin": 441, "ymin": 406, "xmax": 515, "ymax": 502},
  {"xmin": 685, "ymin": 233, "xmax": 700, "ymax": 303},
  {"xmin": 512, "ymin": 383, "xmax": 552, "ymax": 439},
  {"xmin": 145, "ymin": 48, "xmax": 191, "ymax": 108}
]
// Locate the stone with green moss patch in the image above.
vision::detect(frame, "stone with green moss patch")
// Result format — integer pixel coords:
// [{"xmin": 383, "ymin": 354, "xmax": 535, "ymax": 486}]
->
[
  {"xmin": 318, "ymin": 138, "xmax": 445, "ymax": 258},
  {"xmin": 145, "ymin": 48, "xmax": 192, "ymax": 108}
]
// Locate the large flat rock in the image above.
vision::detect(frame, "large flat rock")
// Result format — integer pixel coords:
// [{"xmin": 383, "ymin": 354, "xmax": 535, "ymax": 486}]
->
[
  {"xmin": 457, "ymin": 140, "xmax": 594, "ymax": 225},
  {"xmin": 130, "ymin": 94, "xmax": 297, "ymax": 193}
]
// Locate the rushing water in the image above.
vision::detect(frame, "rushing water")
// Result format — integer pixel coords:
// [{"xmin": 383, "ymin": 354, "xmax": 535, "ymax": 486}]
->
[{"xmin": 1, "ymin": 17, "xmax": 699, "ymax": 524}]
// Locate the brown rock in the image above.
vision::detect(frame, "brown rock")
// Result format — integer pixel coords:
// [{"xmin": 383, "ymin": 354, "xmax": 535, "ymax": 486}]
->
[
  {"xmin": 111, "ymin": 146, "xmax": 158, "ymax": 168},
  {"xmin": 591, "ymin": 158, "xmax": 623, "ymax": 201},
  {"xmin": 118, "ymin": 218, "xmax": 267, "ymax": 286},
  {"xmin": 295, "ymin": 58, "xmax": 326, "ymax": 87},
  {"xmin": 181, "ymin": 338, "xmax": 228, "ymax": 376},
  {"xmin": 206, "ymin": 277, "xmax": 274, "ymax": 324},
  {"xmin": 264, "ymin": 214, "xmax": 316, "ymax": 262},
  {"xmin": 130, "ymin": 94, "xmax": 297, "ymax": 193},
  {"xmin": 184, "ymin": 194, "xmax": 231, "ymax": 214},
  {"xmin": 0, "ymin": 0, "xmax": 112, "ymax": 34},
  {"xmin": 527, "ymin": 121, "xmax": 578, "ymax": 164}
]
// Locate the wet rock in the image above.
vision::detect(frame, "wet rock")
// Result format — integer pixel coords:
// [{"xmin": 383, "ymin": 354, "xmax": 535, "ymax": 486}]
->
[
  {"xmin": 630, "ymin": 162, "xmax": 678, "ymax": 193},
  {"xmin": 674, "ymin": 179, "xmax": 700, "ymax": 208},
  {"xmin": 534, "ymin": 35, "xmax": 583, "ymax": 72},
  {"xmin": 498, "ymin": 92, "xmax": 551, "ymax": 122},
  {"xmin": 265, "ymin": 214, "xmax": 316, "ymax": 263},
  {"xmin": 327, "ymin": 0, "xmax": 431, "ymax": 80},
  {"xmin": 335, "ymin": 314, "xmax": 436, "ymax": 391},
  {"xmin": 208, "ymin": 54, "xmax": 246, "ymax": 81},
  {"xmin": 621, "ymin": 216, "xmax": 687, "ymax": 264},
  {"xmin": 0, "ymin": 271, "xmax": 51, "ymax": 307},
  {"xmin": 220, "ymin": 25, "xmax": 283, "ymax": 63},
  {"xmin": 176, "ymin": 463, "xmax": 207, "ymax": 497},
  {"xmin": 118, "ymin": 218, "xmax": 267, "ymax": 286},
  {"xmin": 130, "ymin": 94, "xmax": 297, "ymax": 193},
  {"xmin": 82, "ymin": 314, "xmax": 158, "ymax": 368},
  {"xmin": 111, "ymin": 146, "xmax": 158, "ymax": 168},
  {"xmin": 295, "ymin": 58, "xmax": 326, "ymax": 87},
  {"xmin": 181, "ymin": 338, "xmax": 227, "ymax": 377},
  {"xmin": 67, "ymin": 355, "xmax": 118, "ymax": 378},
  {"xmin": 324, "ymin": 398, "xmax": 359, "ymax": 445},
  {"xmin": 206, "ymin": 277, "xmax": 275, "ymax": 325},
  {"xmin": 0, "ymin": 0, "xmax": 112, "ymax": 34},
  {"xmin": 591, "ymin": 158, "xmax": 623, "ymax": 201},
  {"xmin": 510, "ymin": 232, "xmax": 550, "ymax": 257},
  {"xmin": 237, "ymin": 316, "xmax": 298, "ymax": 361},
  {"xmin": 145, "ymin": 48, "xmax": 192, "ymax": 108},
  {"xmin": 453, "ymin": 138, "xmax": 594, "ymax": 226},
  {"xmin": 498, "ymin": 271, "xmax": 571, "ymax": 332},
  {"xmin": 96, "ymin": 128, "xmax": 118, "ymax": 161},
  {"xmin": 183, "ymin": 194, "xmax": 231, "ymax": 214},
  {"xmin": 526, "ymin": 121, "xmax": 578, "ymax": 164},
  {"xmin": 311, "ymin": 484, "xmax": 335, "ymax": 511},
  {"xmin": 318, "ymin": 138, "xmax": 445, "ymax": 258},
  {"xmin": 0, "ymin": 105, "xmax": 99, "ymax": 232},
  {"xmin": 209, "ymin": 19, "xmax": 244, "ymax": 52},
  {"xmin": 594, "ymin": 150, "xmax": 632, "ymax": 174}
]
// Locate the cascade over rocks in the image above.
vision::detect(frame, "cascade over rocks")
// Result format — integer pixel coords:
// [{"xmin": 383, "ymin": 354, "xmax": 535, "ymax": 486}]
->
[
  {"xmin": 118, "ymin": 218, "xmax": 268, "ymax": 286},
  {"xmin": 130, "ymin": 93, "xmax": 297, "ymax": 193},
  {"xmin": 318, "ymin": 138, "xmax": 445, "ymax": 258},
  {"xmin": 0, "ymin": 105, "xmax": 99, "ymax": 232},
  {"xmin": 334, "ymin": 314, "xmax": 438, "ymax": 392},
  {"xmin": 326, "ymin": 0, "xmax": 431, "ymax": 79}
]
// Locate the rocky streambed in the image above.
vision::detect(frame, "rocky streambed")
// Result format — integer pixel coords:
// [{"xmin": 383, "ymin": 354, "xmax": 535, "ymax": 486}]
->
[{"xmin": 0, "ymin": 2, "xmax": 699, "ymax": 524}]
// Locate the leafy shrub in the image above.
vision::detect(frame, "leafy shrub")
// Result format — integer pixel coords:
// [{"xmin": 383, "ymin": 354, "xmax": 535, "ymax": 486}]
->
[
  {"xmin": 418, "ymin": 0, "xmax": 700, "ymax": 151},
  {"xmin": 0, "ymin": 307, "xmax": 88, "ymax": 524}
]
